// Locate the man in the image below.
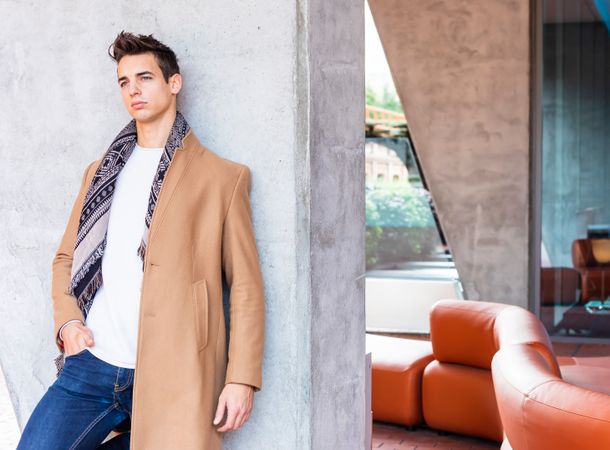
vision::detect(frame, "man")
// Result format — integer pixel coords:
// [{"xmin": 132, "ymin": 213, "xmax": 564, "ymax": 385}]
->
[{"xmin": 17, "ymin": 31, "xmax": 265, "ymax": 449}]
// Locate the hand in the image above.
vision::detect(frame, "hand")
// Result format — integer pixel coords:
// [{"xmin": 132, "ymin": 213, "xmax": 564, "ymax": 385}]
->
[
  {"xmin": 62, "ymin": 322, "xmax": 95, "ymax": 356},
  {"xmin": 213, "ymin": 382, "xmax": 254, "ymax": 432}
]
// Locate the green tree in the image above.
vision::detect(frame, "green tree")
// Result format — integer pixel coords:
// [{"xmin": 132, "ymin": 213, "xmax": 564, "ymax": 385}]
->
[{"xmin": 365, "ymin": 83, "xmax": 403, "ymax": 113}]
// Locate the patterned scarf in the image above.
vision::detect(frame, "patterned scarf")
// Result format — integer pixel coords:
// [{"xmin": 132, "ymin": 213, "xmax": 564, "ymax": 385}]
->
[{"xmin": 53, "ymin": 110, "xmax": 191, "ymax": 376}]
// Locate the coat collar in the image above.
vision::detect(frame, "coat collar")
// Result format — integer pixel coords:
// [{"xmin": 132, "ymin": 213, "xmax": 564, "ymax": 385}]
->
[{"xmin": 147, "ymin": 128, "xmax": 203, "ymax": 243}]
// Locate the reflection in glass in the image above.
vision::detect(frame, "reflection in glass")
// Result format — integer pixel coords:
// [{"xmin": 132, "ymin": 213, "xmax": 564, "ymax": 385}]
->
[{"xmin": 539, "ymin": 0, "xmax": 610, "ymax": 338}]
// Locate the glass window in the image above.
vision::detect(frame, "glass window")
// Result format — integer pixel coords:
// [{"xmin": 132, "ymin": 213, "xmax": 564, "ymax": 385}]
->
[
  {"xmin": 538, "ymin": 0, "xmax": 610, "ymax": 339},
  {"xmin": 365, "ymin": 2, "xmax": 462, "ymax": 334}
]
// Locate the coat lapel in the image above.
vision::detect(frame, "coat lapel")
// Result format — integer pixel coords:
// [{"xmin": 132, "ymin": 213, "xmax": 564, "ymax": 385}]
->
[{"xmin": 147, "ymin": 129, "xmax": 199, "ymax": 243}]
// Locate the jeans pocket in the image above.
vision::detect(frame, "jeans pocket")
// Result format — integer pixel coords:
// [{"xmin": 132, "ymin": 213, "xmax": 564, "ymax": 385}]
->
[{"xmin": 65, "ymin": 347, "xmax": 88, "ymax": 360}]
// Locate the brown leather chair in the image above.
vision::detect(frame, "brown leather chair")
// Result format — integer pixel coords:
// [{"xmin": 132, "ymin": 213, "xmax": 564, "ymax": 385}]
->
[
  {"xmin": 539, "ymin": 267, "xmax": 580, "ymax": 332},
  {"xmin": 422, "ymin": 300, "xmax": 560, "ymax": 443},
  {"xmin": 540, "ymin": 267, "xmax": 580, "ymax": 306},
  {"xmin": 572, "ymin": 238, "xmax": 610, "ymax": 301},
  {"xmin": 492, "ymin": 343, "xmax": 610, "ymax": 450}
]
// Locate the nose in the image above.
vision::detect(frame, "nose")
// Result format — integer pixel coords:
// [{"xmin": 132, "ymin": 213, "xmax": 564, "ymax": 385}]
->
[{"xmin": 128, "ymin": 80, "xmax": 141, "ymax": 97}]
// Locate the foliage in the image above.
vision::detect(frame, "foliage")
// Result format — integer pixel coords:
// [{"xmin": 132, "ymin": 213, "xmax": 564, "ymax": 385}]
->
[
  {"xmin": 366, "ymin": 84, "xmax": 403, "ymax": 114},
  {"xmin": 366, "ymin": 181, "xmax": 434, "ymax": 228},
  {"xmin": 365, "ymin": 181, "xmax": 437, "ymax": 268}
]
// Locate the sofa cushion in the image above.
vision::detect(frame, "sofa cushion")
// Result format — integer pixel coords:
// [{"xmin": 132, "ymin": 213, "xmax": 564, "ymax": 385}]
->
[
  {"xmin": 494, "ymin": 306, "xmax": 561, "ymax": 377},
  {"xmin": 493, "ymin": 344, "xmax": 610, "ymax": 450},
  {"xmin": 429, "ymin": 300, "xmax": 507, "ymax": 369},
  {"xmin": 557, "ymin": 355, "xmax": 610, "ymax": 368},
  {"xmin": 560, "ymin": 365, "xmax": 610, "ymax": 395},
  {"xmin": 422, "ymin": 360, "xmax": 503, "ymax": 442},
  {"xmin": 429, "ymin": 300, "xmax": 560, "ymax": 376},
  {"xmin": 366, "ymin": 333, "xmax": 434, "ymax": 426}
]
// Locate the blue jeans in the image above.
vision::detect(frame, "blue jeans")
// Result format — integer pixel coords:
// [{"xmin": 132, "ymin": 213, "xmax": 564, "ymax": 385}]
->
[{"xmin": 17, "ymin": 348, "xmax": 134, "ymax": 449}]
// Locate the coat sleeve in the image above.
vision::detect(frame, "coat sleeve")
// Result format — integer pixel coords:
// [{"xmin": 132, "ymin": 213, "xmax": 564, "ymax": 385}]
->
[
  {"xmin": 221, "ymin": 165, "xmax": 265, "ymax": 392},
  {"xmin": 51, "ymin": 160, "xmax": 96, "ymax": 351}
]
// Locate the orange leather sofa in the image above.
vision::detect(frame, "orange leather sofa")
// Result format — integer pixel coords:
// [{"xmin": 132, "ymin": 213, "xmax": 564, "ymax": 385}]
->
[
  {"xmin": 369, "ymin": 299, "xmax": 610, "ymax": 446},
  {"xmin": 492, "ymin": 343, "xmax": 610, "ymax": 450},
  {"xmin": 422, "ymin": 300, "xmax": 560, "ymax": 443}
]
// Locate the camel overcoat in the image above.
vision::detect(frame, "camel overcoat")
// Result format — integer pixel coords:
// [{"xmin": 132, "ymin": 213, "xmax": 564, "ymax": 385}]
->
[{"xmin": 50, "ymin": 128, "xmax": 265, "ymax": 449}]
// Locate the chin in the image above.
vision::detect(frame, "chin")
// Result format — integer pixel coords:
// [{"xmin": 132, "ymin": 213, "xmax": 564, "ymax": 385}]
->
[{"xmin": 130, "ymin": 109, "xmax": 155, "ymax": 122}]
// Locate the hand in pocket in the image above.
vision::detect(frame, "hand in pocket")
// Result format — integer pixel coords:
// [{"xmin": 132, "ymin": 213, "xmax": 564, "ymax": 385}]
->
[{"xmin": 62, "ymin": 322, "xmax": 95, "ymax": 356}]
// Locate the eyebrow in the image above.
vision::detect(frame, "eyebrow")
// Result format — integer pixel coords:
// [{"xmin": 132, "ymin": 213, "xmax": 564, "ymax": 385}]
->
[{"xmin": 117, "ymin": 71, "xmax": 155, "ymax": 84}]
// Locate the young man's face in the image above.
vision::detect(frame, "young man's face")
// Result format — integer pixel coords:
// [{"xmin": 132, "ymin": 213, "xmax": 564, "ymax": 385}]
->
[{"xmin": 116, "ymin": 52, "xmax": 182, "ymax": 123}]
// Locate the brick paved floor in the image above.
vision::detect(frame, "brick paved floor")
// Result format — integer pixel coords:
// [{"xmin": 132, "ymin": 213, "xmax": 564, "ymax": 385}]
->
[{"xmin": 373, "ymin": 422, "xmax": 500, "ymax": 449}]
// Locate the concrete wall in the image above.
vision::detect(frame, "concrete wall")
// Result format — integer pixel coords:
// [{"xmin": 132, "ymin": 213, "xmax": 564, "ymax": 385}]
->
[
  {"xmin": 0, "ymin": 1, "xmax": 365, "ymax": 448},
  {"xmin": 368, "ymin": 0, "xmax": 532, "ymax": 307}
]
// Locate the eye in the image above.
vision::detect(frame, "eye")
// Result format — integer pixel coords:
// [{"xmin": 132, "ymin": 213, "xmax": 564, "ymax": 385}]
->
[{"xmin": 142, "ymin": 75, "xmax": 152, "ymax": 80}]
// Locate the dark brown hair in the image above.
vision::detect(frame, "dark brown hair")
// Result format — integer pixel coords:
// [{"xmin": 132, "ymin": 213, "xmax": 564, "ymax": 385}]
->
[{"xmin": 108, "ymin": 31, "xmax": 180, "ymax": 83}]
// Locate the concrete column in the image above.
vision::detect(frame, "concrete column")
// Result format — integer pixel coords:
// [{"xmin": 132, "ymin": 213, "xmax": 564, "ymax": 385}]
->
[
  {"xmin": 0, "ymin": 1, "xmax": 365, "ymax": 448},
  {"xmin": 368, "ymin": 0, "xmax": 532, "ymax": 307},
  {"xmin": 307, "ymin": 0, "xmax": 366, "ymax": 448}
]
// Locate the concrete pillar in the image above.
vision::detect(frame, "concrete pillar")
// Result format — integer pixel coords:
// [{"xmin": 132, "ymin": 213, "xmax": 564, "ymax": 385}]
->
[
  {"xmin": 308, "ymin": 0, "xmax": 366, "ymax": 448},
  {"xmin": 368, "ymin": 0, "xmax": 532, "ymax": 308},
  {"xmin": 0, "ymin": 1, "xmax": 365, "ymax": 448}
]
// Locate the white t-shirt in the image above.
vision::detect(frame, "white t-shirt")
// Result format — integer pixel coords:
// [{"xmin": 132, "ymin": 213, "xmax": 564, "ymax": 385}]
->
[{"xmin": 84, "ymin": 143, "xmax": 164, "ymax": 368}]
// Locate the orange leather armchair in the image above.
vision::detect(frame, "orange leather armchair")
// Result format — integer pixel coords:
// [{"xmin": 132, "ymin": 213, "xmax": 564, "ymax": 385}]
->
[
  {"xmin": 572, "ymin": 238, "xmax": 610, "ymax": 300},
  {"xmin": 492, "ymin": 343, "xmax": 610, "ymax": 450},
  {"xmin": 422, "ymin": 300, "xmax": 559, "ymax": 443}
]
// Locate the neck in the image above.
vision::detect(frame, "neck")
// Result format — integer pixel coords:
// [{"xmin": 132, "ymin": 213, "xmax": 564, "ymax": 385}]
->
[{"xmin": 135, "ymin": 108, "xmax": 177, "ymax": 148}]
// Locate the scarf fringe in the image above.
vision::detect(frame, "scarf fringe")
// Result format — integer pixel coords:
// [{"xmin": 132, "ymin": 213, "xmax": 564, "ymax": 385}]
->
[
  {"xmin": 137, "ymin": 240, "xmax": 146, "ymax": 262},
  {"xmin": 137, "ymin": 240, "xmax": 147, "ymax": 271},
  {"xmin": 77, "ymin": 270, "xmax": 104, "ymax": 315},
  {"xmin": 54, "ymin": 351, "xmax": 65, "ymax": 377},
  {"xmin": 69, "ymin": 243, "xmax": 105, "ymax": 297}
]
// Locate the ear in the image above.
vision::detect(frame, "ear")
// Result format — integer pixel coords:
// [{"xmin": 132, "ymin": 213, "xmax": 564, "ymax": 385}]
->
[{"xmin": 169, "ymin": 73, "xmax": 182, "ymax": 95}]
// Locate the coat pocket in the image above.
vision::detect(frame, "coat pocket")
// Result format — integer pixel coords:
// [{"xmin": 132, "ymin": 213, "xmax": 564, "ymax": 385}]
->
[{"xmin": 191, "ymin": 278, "xmax": 209, "ymax": 351}]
